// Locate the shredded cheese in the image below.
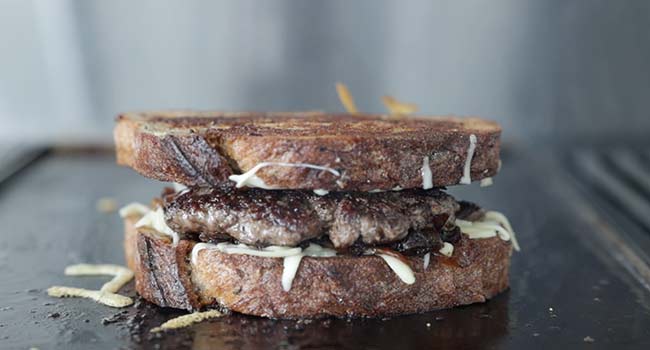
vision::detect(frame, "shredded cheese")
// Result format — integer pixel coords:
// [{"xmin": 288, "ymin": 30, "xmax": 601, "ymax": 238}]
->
[
  {"xmin": 228, "ymin": 162, "xmax": 340, "ymax": 189},
  {"xmin": 459, "ymin": 134, "xmax": 477, "ymax": 184},
  {"xmin": 423, "ymin": 252, "xmax": 430, "ymax": 270},
  {"xmin": 47, "ymin": 286, "xmax": 133, "ymax": 308},
  {"xmin": 64, "ymin": 264, "xmax": 134, "ymax": 293},
  {"xmin": 135, "ymin": 207, "xmax": 180, "ymax": 246},
  {"xmin": 48, "ymin": 263, "xmax": 135, "ymax": 308},
  {"xmin": 421, "ymin": 156, "xmax": 433, "ymax": 189},
  {"xmin": 150, "ymin": 310, "xmax": 224, "ymax": 333},
  {"xmin": 382, "ymin": 95, "xmax": 418, "ymax": 116},
  {"xmin": 438, "ymin": 242, "xmax": 454, "ymax": 257},
  {"xmin": 119, "ymin": 202, "xmax": 150, "ymax": 218},
  {"xmin": 336, "ymin": 82, "xmax": 358, "ymax": 113}
]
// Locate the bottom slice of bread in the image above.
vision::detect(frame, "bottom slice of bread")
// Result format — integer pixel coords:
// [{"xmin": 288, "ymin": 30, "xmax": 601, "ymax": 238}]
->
[{"xmin": 123, "ymin": 215, "xmax": 512, "ymax": 319}]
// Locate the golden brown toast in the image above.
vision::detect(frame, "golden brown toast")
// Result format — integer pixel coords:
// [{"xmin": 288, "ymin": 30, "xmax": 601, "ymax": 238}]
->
[{"xmin": 114, "ymin": 111, "xmax": 501, "ymax": 191}]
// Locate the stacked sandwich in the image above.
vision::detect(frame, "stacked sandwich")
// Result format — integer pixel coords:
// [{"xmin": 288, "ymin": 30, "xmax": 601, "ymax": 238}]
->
[{"xmin": 115, "ymin": 110, "xmax": 518, "ymax": 318}]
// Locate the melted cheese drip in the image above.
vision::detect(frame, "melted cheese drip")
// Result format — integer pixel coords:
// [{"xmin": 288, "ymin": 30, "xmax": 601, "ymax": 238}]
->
[
  {"xmin": 438, "ymin": 242, "xmax": 454, "ymax": 257},
  {"xmin": 313, "ymin": 189, "xmax": 329, "ymax": 196},
  {"xmin": 228, "ymin": 162, "xmax": 341, "ymax": 189},
  {"xmin": 421, "ymin": 156, "xmax": 433, "ymax": 189},
  {"xmin": 191, "ymin": 242, "xmax": 336, "ymax": 291},
  {"xmin": 423, "ymin": 252, "xmax": 431, "ymax": 270},
  {"xmin": 150, "ymin": 310, "xmax": 223, "ymax": 333},
  {"xmin": 118, "ymin": 202, "xmax": 150, "ymax": 218},
  {"xmin": 135, "ymin": 207, "xmax": 180, "ymax": 246},
  {"xmin": 456, "ymin": 211, "xmax": 520, "ymax": 251},
  {"xmin": 459, "ymin": 134, "xmax": 477, "ymax": 184},
  {"xmin": 375, "ymin": 253, "xmax": 415, "ymax": 284}
]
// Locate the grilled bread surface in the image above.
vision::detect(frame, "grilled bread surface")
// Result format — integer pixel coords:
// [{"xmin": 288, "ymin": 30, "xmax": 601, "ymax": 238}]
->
[
  {"xmin": 123, "ymin": 215, "xmax": 511, "ymax": 319},
  {"xmin": 115, "ymin": 111, "xmax": 501, "ymax": 191}
]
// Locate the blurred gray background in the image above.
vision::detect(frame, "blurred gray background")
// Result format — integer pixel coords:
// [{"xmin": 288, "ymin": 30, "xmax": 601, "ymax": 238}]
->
[{"xmin": 0, "ymin": 0, "xmax": 648, "ymax": 145}]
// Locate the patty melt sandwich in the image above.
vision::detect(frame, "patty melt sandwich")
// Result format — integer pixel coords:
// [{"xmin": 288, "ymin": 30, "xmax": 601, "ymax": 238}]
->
[{"xmin": 115, "ymin": 109, "xmax": 518, "ymax": 319}]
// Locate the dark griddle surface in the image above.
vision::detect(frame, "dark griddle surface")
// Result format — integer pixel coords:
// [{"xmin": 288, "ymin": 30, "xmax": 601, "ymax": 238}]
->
[{"xmin": 0, "ymin": 148, "xmax": 649, "ymax": 349}]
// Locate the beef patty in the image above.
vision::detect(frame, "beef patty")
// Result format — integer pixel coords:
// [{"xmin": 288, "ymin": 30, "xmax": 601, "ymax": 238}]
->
[{"xmin": 164, "ymin": 187, "xmax": 460, "ymax": 248}]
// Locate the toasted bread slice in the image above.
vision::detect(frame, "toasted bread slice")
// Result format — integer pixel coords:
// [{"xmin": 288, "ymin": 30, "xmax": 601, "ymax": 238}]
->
[
  {"xmin": 115, "ymin": 111, "xmax": 501, "ymax": 191},
  {"xmin": 123, "ymin": 215, "xmax": 511, "ymax": 319}
]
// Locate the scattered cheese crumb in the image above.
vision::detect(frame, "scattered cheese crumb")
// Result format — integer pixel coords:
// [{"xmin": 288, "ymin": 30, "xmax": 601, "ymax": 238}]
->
[
  {"xmin": 96, "ymin": 197, "xmax": 118, "ymax": 213},
  {"xmin": 336, "ymin": 83, "xmax": 358, "ymax": 114},
  {"xmin": 438, "ymin": 242, "xmax": 454, "ymax": 257},
  {"xmin": 480, "ymin": 177, "xmax": 493, "ymax": 187},
  {"xmin": 47, "ymin": 286, "xmax": 133, "ymax": 308},
  {"xmin": 382, "ymin": 95, "xmax": 418, "ymax": 116},
  {"xmin": 150, "ymin": 310, "xmax": 224, "ymax": 333},
  {"xmin": 583, "ymin": 336, "xmax": 595, "ymax": 343}
]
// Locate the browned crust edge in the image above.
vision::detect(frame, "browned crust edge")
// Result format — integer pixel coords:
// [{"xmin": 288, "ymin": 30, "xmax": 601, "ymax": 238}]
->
[
  {"xmin": 124, "ymin": 217, "xmax": 512, "ymax": 319},
  {"xmin": 114, "ymin": 111, "xmax": 501, "ymax": 191}
]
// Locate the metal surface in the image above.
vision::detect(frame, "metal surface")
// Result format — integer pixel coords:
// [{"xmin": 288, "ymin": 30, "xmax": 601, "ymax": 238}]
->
[{"xmin": 1, "ymin": 149, "xmax": 650, "ymax": 349}]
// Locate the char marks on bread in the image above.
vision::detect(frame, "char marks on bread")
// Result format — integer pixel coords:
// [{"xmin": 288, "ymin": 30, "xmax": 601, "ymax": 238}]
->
[{"xmin": 114, "ymin": 111, "xmax": 501, "ymax": 191}]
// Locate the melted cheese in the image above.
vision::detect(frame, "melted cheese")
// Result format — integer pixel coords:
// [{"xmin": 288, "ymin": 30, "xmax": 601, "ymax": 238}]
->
[
  {"xmin": 282, "ymin": 255, "xmax": 304, "ymax": 291},
  {"xmin": 228, "ymin": 162, "xmax": 341, "ymax": 189},
  {"xmin": 313, "ymin": 189, "xmax": 329, "ymax": 196},
  {"xmin": 421, "ymin": 156, "xmax": 433, "ymax": 189},
  {"xmin": 456, "ymin": 211, "xmax": 520, "ymax": 251},
  {"xmin": 191, "ymin": 242, "xmax": 336, "ymax": 291},
  {"xmin": 484, "ymin": 211, "xmax": 520, "ymax": 251},
  {"xmin": 480, "ymin": 177, "xmax": 493, "ymax": 187},
  {"xmin": 438, "ymin": 242, "xmax": 454, "ymax": 257},
  {"xmin": 150, "ymin": 310, "xmax": 223, "ymax": 333},
  {"xmin": 459, "ymin": 134, "xmax": 477, "ymax": 184},
  {"xmin": 375, "ymin": 253, "xmax": 415, "ymax": 284},
  {"xmin": 423, "ymin": 252, "xmax": 431, "ymax": 270},
  {"xmin": 47, "ymin": 286, "xmax": 133, "ymax": 308},
  {"xmin": 118, "ymin": 202, "xmax": 150, "ymax": 218},
  {"xmin": 135, "ymin": 207, "xmax": 180, "ymax": 246}
]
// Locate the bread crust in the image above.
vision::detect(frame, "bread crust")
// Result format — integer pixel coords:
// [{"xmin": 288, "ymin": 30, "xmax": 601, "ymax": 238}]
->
[
  {"xmin": 115, "ymin": 111, "xmax": 501, "ymax": 191},
  {"xmin": 124, "ymin": 217, "xmax": 511, "ymax": 319}
]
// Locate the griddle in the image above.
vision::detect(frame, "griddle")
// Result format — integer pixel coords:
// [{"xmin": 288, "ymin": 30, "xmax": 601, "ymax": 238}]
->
[{"xmin": 1, "ymin": 146, "xmax": 649, "ymax": 349}]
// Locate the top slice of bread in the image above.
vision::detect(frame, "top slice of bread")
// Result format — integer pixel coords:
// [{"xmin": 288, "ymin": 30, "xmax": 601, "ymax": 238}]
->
[{"xmin": 114, "ymin": 111, "xmax": 501, "ymax": 191}]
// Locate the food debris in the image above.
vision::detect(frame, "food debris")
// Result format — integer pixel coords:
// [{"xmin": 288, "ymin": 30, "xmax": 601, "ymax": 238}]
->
[
  {"xmin": 64, "ymin": 264, "xmax": 134, "ymax": 293},
  {"xmin": 47, "ymin": 263, "xmax": 134, "ymax": 308},
  {"xmin": 336, "ymin": 83, "xmax": 358, "ymax": 114},
  {"xmin": 47, "ymin": 286, "xmax": 133, "ymax": 308},
  {"xmin": 583, "ymin": 336, "xmax": 595, "ymax": 343},
  {"xmin": 382, "ymin": 95, "xmax": 418, "ymax": 116},
  {"xmin": 96, "ymin": 197, "xmax": 118, "ymax": 213},
  {"xmin": 150, "ymin": 310, "xmax": 224, "ymax": 333}
]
